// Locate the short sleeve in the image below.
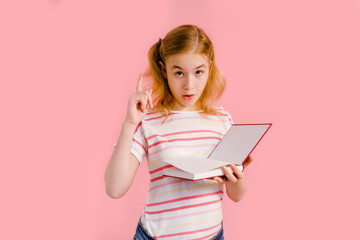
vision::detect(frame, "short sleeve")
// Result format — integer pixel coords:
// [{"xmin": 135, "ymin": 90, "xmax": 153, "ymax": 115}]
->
[
  {"xmin": 218, "ymin": 105, "xmax": 234, "ymax": 129},
  {"xmin": 113, "ymin": 121, "xmax": 148, "ymax": 164},
  {"xmin": 226, "ymin": 111, "xmax": 234, "ymax": 125},
  {"xmin": 130, "ymin": 121, "xmax": 148, "ymax": 164}
]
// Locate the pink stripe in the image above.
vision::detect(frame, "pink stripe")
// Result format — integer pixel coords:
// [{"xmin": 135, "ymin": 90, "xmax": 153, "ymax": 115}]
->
[
  {"xmin": 133, "ymin": 139, "xmax": 147, "ymax": 153},
  {"xmin": 134, "ymin": 121, "xmax": 142, "ymax": 134},
  {"xmin": 144, "ymin": 115, "xmax": 201, "ymax": 125},
  {"xmin": 188, "ymin": 230, "xmax": 220, "ymax": 240},
  {"xmin": 145, "ymin": 113, "xmax": 176, "ymax": 121},
  {"xmin": 144, "ymin": 207, "xmax": 220, "ymax": 222},
  {"xmin": 155, "ymin": 223, "xmax": 222, "ymax": 239},
  {"xmin": 147, "ymin": 130, "xmax": 224, "ymax": 141},
  {"xmin": 150, "ymin": 179, "xmax": 182, "ymax": 191},
  {"xmin": 144, "ymin": 115, "xmax": 226, "ymax": 126},
  {"xmin": 146, "ymin": 115, "xmax": 164, "ymax": 121},
  {"xmin": 145, "ymin": 198, "xmax": 222, "ymax": 215},
  {"xmin": 175, "ymin": 112, "xmax": 228, "ymax": 117},
  {"xmin": 149, "ymin": 164, "xmax": 173, "ymax": 174},
  {"xmin": 150, "ymin": 175, "xmax": 166, "ymax": 182},
  {"xmin": 147, "ymin": 191, "xmax": 223, "ymax": 207},
  {"xmin": 149, "ymin": 144, "xmax": 216, "ymax": 157},
  {"xmin": 148, "ymin": 136, "xmax": 222, "ymax": 149},
  {"xmin": 146, "ymin": 111, "xmax": 160, "ymax": 115}
]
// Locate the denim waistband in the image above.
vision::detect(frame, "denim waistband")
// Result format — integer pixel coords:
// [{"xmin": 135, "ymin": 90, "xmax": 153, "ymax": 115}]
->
[{"xmin": 134, "ymin": 218, "xmax": 224, "ymax": 240}]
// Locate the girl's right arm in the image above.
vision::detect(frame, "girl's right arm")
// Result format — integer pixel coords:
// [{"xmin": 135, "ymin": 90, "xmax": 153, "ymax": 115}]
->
[{"xmin": 104, "ymin": 74, "xmax": 153, "ymax": 199}]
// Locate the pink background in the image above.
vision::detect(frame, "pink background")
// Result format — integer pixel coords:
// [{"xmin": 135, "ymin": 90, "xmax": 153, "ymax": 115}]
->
[{"xmin": 1, "ymin": 0, "xmax": 359, "ymax": 239}]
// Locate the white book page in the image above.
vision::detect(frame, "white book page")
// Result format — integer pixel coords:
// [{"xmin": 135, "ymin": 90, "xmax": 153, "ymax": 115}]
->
[
  {"xmin": 164, "ymin": 157, "xmax": 230, "ymax": 174},
  {"xmin": 164, "ymin": 165, "xmax": 244, "ymax": 180},
  {"xmin": 209, "ymin": 124, "xmax": 271, "ymax": 164}
]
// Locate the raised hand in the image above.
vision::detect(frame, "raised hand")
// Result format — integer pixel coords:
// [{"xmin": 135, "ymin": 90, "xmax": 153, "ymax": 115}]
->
[{"xmin": 124, "ymin": 73, "xmax": 154, "ymax": 125}]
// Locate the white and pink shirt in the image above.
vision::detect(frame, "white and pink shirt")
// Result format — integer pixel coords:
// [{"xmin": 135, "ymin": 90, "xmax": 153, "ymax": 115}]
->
[{"xmin": 129, "ymin": 106, "xmax": 233, "ymax": 239}]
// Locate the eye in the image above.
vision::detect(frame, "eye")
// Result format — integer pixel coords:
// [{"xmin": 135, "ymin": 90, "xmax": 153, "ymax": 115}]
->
[
  {"xmin": 175, "ymin": 72, "xmax": 183, "ymax": 76},
  {"xmin": 196, "ymin": 70, "xmax": 203, "ymax": 75}
]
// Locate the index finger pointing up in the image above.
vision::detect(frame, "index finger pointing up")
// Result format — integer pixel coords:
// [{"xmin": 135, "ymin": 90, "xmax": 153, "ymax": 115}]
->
[{"xmin": 136, "ymin": 73, "xmax": 143, "ymax": 92}]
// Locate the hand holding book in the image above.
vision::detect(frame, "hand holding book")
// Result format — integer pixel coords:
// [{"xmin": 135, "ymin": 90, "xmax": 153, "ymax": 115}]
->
[
  {"xmin": 213, "ymin": 156, "xmax": 253, "ymax": 202},
  {"xmin": 213, "ymin": 155, "xmax": 253, "ymax": 183}
]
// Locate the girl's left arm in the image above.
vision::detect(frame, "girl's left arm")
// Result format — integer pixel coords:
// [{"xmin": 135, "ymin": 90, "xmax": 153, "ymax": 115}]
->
[{"xmin": 213, "ymin": 156, "xmax": 253, "ymax": 202}]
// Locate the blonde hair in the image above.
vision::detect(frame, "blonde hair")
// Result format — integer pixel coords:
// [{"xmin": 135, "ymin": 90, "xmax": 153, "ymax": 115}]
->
[{"xmin": 143, "ymin": 24, "xmax": 226, "ymax": 119}]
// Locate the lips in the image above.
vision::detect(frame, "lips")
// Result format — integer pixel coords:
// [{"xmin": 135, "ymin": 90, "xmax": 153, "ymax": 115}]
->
[{"xmin": 183, "ymin": 94, "xmax": 195, "ymax": 101}]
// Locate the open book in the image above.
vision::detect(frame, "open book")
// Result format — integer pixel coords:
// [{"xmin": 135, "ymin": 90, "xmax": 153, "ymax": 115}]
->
[{"xmin": 163, "ymin": 123, "xmax": 272, "ymax": 180}]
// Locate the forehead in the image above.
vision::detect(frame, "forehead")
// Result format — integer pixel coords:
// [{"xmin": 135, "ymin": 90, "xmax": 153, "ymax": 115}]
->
[{"xmin": 165, "ymin": 52, "xmax": 209, "ymax": 70}]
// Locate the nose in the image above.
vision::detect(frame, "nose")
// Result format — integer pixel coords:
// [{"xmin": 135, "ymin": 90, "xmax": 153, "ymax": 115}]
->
[{"xmin": 183, "ymin": 75, "xmax": 194, "ymax": 90}]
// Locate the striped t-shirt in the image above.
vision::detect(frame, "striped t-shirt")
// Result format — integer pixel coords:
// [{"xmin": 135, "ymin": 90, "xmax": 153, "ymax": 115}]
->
[{"xmin": 129, "ymin": 106, "xmax": 233, "ymax": 239}]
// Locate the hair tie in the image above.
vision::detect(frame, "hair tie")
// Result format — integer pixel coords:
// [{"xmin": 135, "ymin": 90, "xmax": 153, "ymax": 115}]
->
[
  {"xmin": 156, "ymin": 38, "xmax": 164, "ymax": 64},
  {"xmin": 156, "ymin": 38, "xmax": 162, "ymax": 48}
]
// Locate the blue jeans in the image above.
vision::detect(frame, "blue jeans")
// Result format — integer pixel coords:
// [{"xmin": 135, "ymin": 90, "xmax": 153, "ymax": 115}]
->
[{"xmin": 133, "ymin": 218, "xmax": 224, "ymax": 240}]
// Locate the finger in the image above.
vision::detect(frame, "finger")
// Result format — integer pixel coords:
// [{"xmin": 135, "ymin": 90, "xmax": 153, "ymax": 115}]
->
[
  {"xmin": 231, "ymin": 164, "xmax": 244, "ymax": 179},
  {"xmin": 149, "ymin": 89, "xmax": 154, "ymax": 108},
  {"xmin": 246, "ymin": 155, "xmax": 253, "ymax": 164},
  {"xmin": 213, "ymin": 177, "xmax": 225, "ymax": 184},
  {"xmin": 143, "ymin": 96, "xmax": 148, "ymax": 112},
  {"xmin": 139, "ymin": 96, "xmax": 146, "ymax": 112},
  {"xmin": 222, "ymin": 166, "xmax": 237, "ymax": 183},
  {"xmin": 146, "ymin": 89, "xmax": 153, "ymax": 109},
  {"xmin": 243, "ymin": 155, "xmax": 253, "ymax": 168},
  {"xmin": 136, "ymin": 73, "xmax": 143, "ymax": 93}
]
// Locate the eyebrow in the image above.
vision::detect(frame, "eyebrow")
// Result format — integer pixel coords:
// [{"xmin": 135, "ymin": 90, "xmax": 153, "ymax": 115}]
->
[{"xmin": 171, "ymin": 64, "xmax": 206, "ymax": 70}]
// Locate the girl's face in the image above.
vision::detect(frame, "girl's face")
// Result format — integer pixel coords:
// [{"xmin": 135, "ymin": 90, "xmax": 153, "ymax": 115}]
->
[{"xmin": 161, "ymin": 52, "xmax": 211, "ymax": 111}]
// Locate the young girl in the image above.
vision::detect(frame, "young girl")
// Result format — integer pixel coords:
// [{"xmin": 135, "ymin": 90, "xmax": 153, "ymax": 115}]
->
[{"xmin": 105, "ymin": 24, "xmax": 253, "ymax": 240}]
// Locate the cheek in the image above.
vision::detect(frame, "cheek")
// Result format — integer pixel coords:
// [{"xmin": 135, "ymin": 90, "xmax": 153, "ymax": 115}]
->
[
  {"xmin": 199, "ymin": 77, "xmax": 209, "ymax": 89},
  {"xmin": 167, "ymin": 79, "xmax": 179, "ymax": 94}
]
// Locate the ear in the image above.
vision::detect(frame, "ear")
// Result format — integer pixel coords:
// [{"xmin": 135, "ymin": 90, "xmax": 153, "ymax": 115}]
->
[{"xmin": 159, "ymin": 61, "xmax": 167, "ymax": 79}]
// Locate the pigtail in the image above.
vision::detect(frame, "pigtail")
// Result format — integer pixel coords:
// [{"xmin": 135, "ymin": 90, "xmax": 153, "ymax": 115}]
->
[{"xmin": 144, "ymin": 39, "xmax": 173, "ymax": 120}]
